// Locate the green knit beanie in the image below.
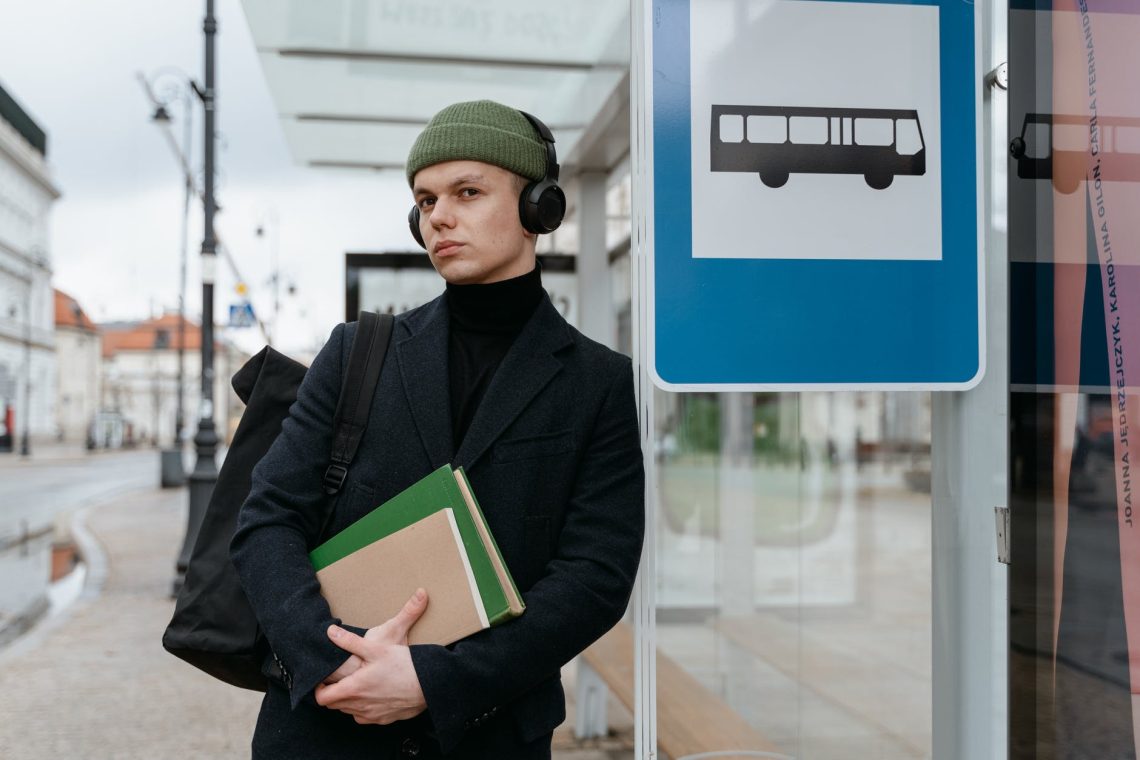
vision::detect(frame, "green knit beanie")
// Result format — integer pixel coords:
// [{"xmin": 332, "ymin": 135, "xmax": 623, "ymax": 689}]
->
[{"xmin": 405, "ymin": 100, "xmax": 546, "ymax": 187}]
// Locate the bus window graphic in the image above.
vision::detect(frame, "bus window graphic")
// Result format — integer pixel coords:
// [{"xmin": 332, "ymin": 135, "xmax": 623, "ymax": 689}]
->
[
  {"xmin": 1010, "ymin": 112, "xmax": 1140, "ymax": 195},
  {"xmin": 710, "ymin": 105, "xmax": 926, "ymax": 189}
]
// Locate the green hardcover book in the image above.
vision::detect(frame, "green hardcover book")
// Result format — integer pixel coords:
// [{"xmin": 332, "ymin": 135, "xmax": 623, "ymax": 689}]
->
[{"xmin": 310, "ymin": 465, "xmax": 525, "ymax": 628}]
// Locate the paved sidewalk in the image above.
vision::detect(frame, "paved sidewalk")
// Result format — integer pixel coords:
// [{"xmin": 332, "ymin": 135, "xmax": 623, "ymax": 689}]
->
[
  {"xmin": 0, "ymin": 485, "xmax": 632, "ymax": 759},
  {"xmin": 0, "ymin": 486, "xmax": 262, "ymax": 758}
]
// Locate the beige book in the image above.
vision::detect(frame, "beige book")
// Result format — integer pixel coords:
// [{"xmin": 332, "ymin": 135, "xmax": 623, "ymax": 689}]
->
[{"xmin": 315, "ymin": 508, "xmax": 490, "ymax": 645}]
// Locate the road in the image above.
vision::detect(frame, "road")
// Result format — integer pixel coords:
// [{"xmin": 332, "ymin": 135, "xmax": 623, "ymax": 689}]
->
[
  {"xmin": 0, "ymin": 449, "xmax": 161, "ymax": 541},
  {"xmin": 0, "ymin": 448, "xmax": 174, "ymax": 641}
]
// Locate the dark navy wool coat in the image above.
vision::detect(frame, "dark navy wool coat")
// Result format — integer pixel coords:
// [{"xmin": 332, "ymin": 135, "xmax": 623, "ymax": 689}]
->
[{"xmin": 230, "ymin": 292, "xmax": 645, "ymax": 758}]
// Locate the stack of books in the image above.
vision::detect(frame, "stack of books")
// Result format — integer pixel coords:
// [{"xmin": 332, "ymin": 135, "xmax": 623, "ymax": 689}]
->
[{"xmin": 309, "ymin": 465, "xmax": 525, "ymax": 645}]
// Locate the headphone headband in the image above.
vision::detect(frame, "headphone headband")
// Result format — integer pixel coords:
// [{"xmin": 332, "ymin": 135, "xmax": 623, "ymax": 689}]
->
[{"xmin": 518, "ymin": 110, "xmax": 560, "ymax": 183}]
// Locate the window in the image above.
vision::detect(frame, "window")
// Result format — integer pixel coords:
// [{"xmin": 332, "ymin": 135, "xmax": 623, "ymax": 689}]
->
[
  {"xmin": 789, "ymin": 116, "xmax": 828, "ymax": 144},
  {"xmin": 854, "ymin": 118, "xmax": 893, "ymax": 146},
  {"xmin": 1114, "ymin": 125, "xmax": 1140, "ymax": 153},
  {"xmin": 746, "ymin": 115, "xmax": 786, "ymax": 144},
  {"xmin": 896, "ymin": 120, "xmax": 923, "ymax": 155},
  {"xmin": 719, "ymin": 114, "xmax": 745, "ymax": 143}
]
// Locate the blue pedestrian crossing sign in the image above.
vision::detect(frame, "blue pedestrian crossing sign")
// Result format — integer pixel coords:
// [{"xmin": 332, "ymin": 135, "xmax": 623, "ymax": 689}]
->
[
  {"xmin": 229, "ymin": 301, "xmax": 256, "ymax": 329},
  {"xmin": 641, "ymin": 0, "xmax": 984, "ymax": 390}
]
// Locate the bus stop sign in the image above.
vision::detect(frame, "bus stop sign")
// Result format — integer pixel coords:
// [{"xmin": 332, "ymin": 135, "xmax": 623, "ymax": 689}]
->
[{"xmin": 643, "ymin": 0, "xmax": 983, "ymax": 390}]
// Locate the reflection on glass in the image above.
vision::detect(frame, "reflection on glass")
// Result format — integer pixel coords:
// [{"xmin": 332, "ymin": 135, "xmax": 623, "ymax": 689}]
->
[
  {"xmin": 1009, "ymin": 1, "xmax": 1140, "ymax": 757},
  {"xmin": 655, "ymin": 390, "xmax": 932, "ymax": 759}
]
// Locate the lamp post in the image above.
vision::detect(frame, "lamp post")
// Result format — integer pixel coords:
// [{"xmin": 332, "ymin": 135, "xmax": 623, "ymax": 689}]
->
[
  {"xmin": 148, "ymin": 82, "xmax": 193, "ymax": 449},
  {"xmin": 143, "ymin": 69, "xmax": 194, "ymax": 489},
  {"xmin": 173, "ymin": 0, "xmax": 220, "ymax": 595},
  {"xmin": 19, "ymin": 290, "xmax": 30, "ymax": 457},
  {"xmin": 255, "ymin": 207, "xmax": 280, "ymax": 346}
]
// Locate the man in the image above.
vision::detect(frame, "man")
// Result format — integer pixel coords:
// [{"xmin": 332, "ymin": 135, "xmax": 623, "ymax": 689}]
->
[{"xmin": 230, "ymin": 100, "xmax": 645, "ymax": 759}]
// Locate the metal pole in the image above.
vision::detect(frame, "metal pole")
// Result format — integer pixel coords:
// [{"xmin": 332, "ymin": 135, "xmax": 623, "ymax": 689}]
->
[
  {"xmin": 20, "ymin": 287, "xmax": 30, "ymax": 457},
  {"xmin": 930, "ymin": 0, "xmax": 1008, "ymax": 756},
  {"xmin": 176, "ymin": 87, "xmax": 191, "ymax": 446},
  {"xmin": 174, "ymin": 0, "xmax": 219, "ymax": 596},
  {"xmin": 272, "ymin": 214, "xmax": 280, "ymax": 348}
]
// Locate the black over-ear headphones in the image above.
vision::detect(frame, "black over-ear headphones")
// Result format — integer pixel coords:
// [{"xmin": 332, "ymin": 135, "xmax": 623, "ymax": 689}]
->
[{"xmin": 408, "ymin": 110, "xmax": 566, "ymax": 249}]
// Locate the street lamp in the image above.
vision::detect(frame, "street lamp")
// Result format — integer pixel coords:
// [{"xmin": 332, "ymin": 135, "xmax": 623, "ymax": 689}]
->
[
  {"xmin": 141, "ymin": 69, "xmax": 194, "ymax": 451},
  {"xmin": 174, "ymin": 0, "xmax": 221, "ymax": 596},
  {"xmin": 255, "ymin": 207, "xmax": 281, "ymax": 346},
  {"xmin": 142, "ymin": 69, "xmax": 194, "ymax": 490}
]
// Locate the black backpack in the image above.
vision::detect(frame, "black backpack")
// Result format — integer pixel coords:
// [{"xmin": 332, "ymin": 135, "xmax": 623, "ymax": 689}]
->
[{"xmin": 162, "ymin": 312, "xmax": 394, "ymax": 691}]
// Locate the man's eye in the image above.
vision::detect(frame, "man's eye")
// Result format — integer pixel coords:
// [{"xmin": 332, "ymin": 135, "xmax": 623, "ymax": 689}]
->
[
  {"xmin": 418, "ymin": 198, "xmax": 435, "ymax": 210},
  {"xmin": 460, "ymin": 188, "xmax": 479, "ymax": 197}
]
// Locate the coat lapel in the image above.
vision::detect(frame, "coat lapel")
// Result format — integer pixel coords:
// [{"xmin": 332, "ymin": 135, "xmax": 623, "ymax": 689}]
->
[
  {"xmin": 454, "ymin": 295, "xmax": 573, "ymax": 469},
  {"xmin": 395, "ymin": 295, "xmax": 454, "ymax": 470}
]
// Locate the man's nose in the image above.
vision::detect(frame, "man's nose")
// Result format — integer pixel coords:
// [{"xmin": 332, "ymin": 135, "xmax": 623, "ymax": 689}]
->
[{"xmin": 430, "ymin": 197, "xmax": 456, "ymax": 229}]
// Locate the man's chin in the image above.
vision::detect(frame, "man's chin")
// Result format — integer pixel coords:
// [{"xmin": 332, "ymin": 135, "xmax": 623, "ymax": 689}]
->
[
  {"xmin": 435, "ymin": 263, "xmax": 484, "ymax": 286},
  {"xmin": 430, "ymin": 259, "xmax": 476, "ymax": 287}
]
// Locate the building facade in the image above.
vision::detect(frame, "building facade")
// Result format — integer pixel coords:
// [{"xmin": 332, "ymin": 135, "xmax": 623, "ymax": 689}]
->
[
  {"xmin": 100, "ymin": 313, "xmax": 247, "ymax": 448},
  {"xmin": 0, "ymin": 81, "xmax": 59, "ymax": 446},
  {"xmin": 53, "ymin": 289, "xmax": 100, "ymax": 444}
]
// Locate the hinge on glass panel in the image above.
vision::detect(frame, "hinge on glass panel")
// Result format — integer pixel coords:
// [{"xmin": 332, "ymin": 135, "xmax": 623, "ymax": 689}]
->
[
  {"xmin": 995, "ymin": 506, "xmax": 1010, "ymax": 565},
  {"xmin": 986, "ymin": 62, "xmax": 1008, "ymax": 91}
]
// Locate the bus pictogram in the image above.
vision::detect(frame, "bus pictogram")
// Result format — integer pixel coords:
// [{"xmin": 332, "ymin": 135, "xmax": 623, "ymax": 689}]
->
[
  {"xmin": 1010, "ymin": 112, "xmax": 1140, "ymax": 195},
  {"xmin": 710, "ymin": 104, "xmax": 927, "ymax": 190}
]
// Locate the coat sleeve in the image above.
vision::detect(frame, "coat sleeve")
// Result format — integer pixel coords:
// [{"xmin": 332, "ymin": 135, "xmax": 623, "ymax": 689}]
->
[
  {"xmin": 409, "ymin": 356, "xmax": 645, "ymax": 752},
  {"xmin": 230, "ymin": 322, "xmax": 357, "ymax": 709}
]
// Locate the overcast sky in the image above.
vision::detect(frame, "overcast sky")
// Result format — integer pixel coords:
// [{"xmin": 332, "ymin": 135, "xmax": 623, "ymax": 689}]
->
[{"xmin": 0, "ymin": 0, "xmax": 420, "ymax": 355}]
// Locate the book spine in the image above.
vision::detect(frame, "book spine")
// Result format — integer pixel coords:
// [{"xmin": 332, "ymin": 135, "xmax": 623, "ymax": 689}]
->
[{"xmin": 458, "ymin": 468, "xmax": 524, "ymax": 604}]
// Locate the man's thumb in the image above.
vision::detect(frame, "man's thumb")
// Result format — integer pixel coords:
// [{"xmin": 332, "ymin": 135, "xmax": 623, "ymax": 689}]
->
[{"xmin": 390, "ymin": 588, "xmax": 429, "ymax": 640}]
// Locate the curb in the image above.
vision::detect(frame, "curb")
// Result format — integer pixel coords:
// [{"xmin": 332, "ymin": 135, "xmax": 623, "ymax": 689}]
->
[{"xmin": 0, "ymin": 491, "xmax": 119, "ymax": 665}]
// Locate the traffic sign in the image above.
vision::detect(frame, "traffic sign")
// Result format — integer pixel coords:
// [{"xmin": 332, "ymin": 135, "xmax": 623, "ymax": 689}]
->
[
  {"xmin": 229, "ymin": 301, "xmax": 256, "ymax": 329},
  {"xmin": 642, "ymin": 0, "xmax": 984, "ymax": 389}
]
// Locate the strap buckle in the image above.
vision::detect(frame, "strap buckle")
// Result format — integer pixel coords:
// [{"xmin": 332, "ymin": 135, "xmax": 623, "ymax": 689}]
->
[{"xmin": 323, "ymin": 463, "xmax": 348, "ymax": 495}]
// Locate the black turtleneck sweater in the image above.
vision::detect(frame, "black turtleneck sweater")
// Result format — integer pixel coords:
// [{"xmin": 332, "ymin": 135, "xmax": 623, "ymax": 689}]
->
[{"xmin": 446, "ymin": 265, "xmax": 544, "ymax": 451}]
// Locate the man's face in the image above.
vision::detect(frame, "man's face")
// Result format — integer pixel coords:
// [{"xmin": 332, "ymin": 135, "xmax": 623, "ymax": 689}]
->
[{"xmin": 412, "ymin": 160, "xmax": 535, "ymax": 285}]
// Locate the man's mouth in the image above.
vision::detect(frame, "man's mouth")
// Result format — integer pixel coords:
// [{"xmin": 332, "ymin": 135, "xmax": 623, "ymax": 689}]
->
[{"xmin": 433, "ymin": 240, "xmax": 462, "ymax": 256}]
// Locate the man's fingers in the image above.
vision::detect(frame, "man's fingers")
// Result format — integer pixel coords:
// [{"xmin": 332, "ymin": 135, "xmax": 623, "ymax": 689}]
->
[
  {"xmin": 314, "ymin": 681, "xmax": 337, "ymax": 707},
  {"xmin": 326, "ymin": 624, "xmax": 370, "ymax": 657},
  {"xmin": 385, "ymin": 588, "xmax": 428, "ymax": 641}
]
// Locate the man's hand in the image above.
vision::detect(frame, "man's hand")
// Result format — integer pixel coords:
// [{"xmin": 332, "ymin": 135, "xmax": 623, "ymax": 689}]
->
[
  {"xmin": 322, "ymin": 653, "xmax": 362, "ymax": 685},
  {"xmin": 314, "ymin": 589, "xmax": 430, "ymax": 725}
]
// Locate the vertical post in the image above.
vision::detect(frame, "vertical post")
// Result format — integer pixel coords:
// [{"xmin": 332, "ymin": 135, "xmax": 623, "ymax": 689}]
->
[
  {"xmin": 271, "ymin": 210, "xmax": 280, "ymax": 348},
  {"xmin": 577, "ymin": 171, "xmax": 614, "ymax": 348},
  {"xmin": 630, "ymin": 0, "xmax": 658, "ymax": 756},
  {"xmin": 930, "ymin": 0, "xmax": 1008, "ymax": 756},
  {"xmin": 719, "ymin": 393, "xmax": 756, "ymax": 617},
  {"xmin": 176, "ymin": 87, "xmax": 191, "ymax": 446},
  {"xmin": 175, "ymin": 0, "xmax": 219, "ymax": 595},
  {"xmin": 20, "ymin": 286, "xmax": 31, "ymax": 457}
]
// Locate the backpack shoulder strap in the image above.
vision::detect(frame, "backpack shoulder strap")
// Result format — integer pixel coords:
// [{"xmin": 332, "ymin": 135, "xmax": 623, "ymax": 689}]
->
[{"xmin": 323, "ymin": 311, "xmax": 395, "ymax": 495}]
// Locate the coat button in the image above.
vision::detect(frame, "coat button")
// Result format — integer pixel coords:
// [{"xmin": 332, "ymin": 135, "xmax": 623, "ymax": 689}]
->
[{"xmin": 401, "ymin": 738, "xmax": 421, "ymax": 757}]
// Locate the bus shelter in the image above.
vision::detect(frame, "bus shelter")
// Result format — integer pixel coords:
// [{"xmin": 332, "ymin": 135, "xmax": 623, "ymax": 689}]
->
[{"xmin": 237, "ymin": 1, "xmax": 1016, "ymax": 758}]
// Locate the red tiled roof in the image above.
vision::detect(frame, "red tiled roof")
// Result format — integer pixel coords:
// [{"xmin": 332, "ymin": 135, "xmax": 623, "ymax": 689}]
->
[
  {"xmin": 53, "ymin": 289, "xmax": 97, "ymax": 332},
  {"xmin": 100, "ymin": 313, "xmax": 205, "ymax": 359}
]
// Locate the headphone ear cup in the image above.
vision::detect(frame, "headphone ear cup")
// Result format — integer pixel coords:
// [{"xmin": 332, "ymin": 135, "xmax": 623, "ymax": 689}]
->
[
  {"xmin": 519, "ymin": 180, "xmax": 566, "ymax": 234},
  {"xmin": 408, "ymin": 206, "xmax": 425, "ymax": 249},
  {"xmin": 537, "ymin": 184, "xmax": 566, "ymax": 232}
]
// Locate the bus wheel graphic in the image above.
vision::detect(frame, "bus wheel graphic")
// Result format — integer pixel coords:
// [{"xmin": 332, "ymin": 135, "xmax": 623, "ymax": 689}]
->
[
  {"xmin": 864, "ymin": 173, "xmax": 894, "ymax": 190},
  {"xmin": 760, "ymin": 171, "xmax": 789, "ymax": 189}
]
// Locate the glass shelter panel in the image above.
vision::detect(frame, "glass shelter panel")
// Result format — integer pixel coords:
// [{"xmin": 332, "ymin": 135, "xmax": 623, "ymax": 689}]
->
[
  {"xmin": 654, "ymin": 389, "xmax": 933, "ymax": 759},
  {"xmin": 1009, "ymin": 1, "xmax": 1140, "ymax": 757}
]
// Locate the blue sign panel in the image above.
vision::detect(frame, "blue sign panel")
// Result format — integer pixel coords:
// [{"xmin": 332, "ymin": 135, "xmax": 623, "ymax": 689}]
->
[
  {"xmin": 647, "ymin": 0, "xmax": 983, "ymax": 389},
  {"xmin": 229, "ymin": 301, "xmax": 256, "ymax": 329}
]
